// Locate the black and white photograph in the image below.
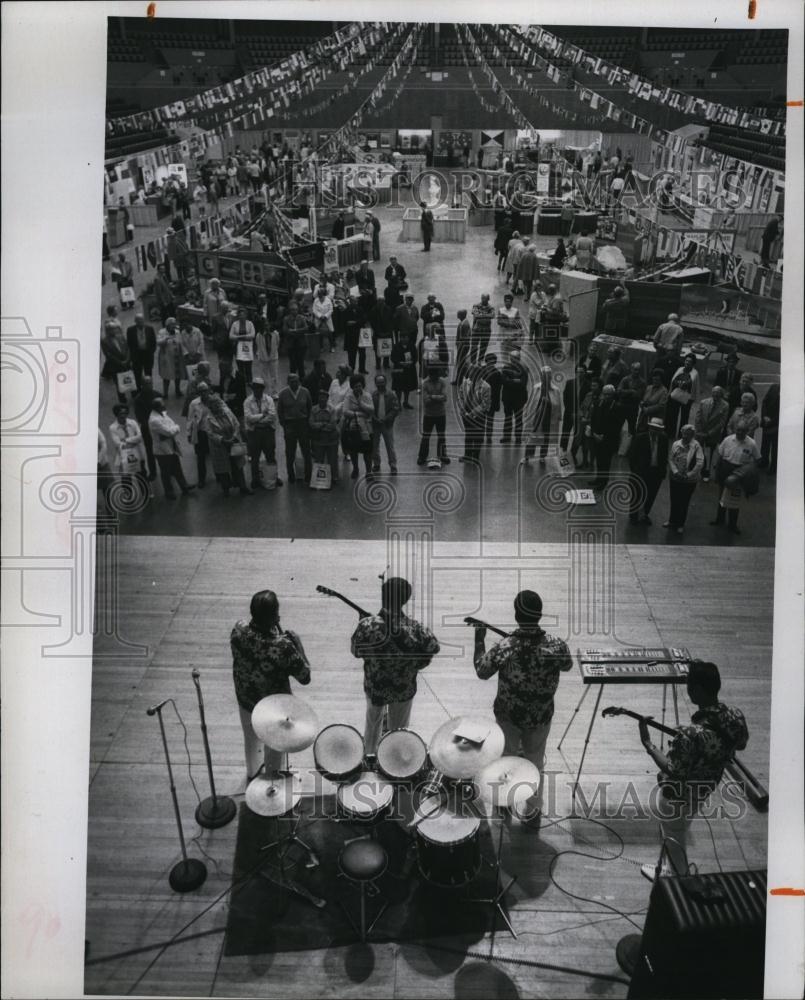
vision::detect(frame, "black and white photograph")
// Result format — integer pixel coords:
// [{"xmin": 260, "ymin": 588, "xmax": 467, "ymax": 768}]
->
[{"xmin": 1, "ymin": 2, "xmax": 803, "ymax": 998}]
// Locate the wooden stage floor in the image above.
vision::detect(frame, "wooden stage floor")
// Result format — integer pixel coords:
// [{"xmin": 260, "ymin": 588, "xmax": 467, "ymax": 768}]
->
[{"xmin": 85, "ymin": 538, "xmax": 773, "ymax": 997}]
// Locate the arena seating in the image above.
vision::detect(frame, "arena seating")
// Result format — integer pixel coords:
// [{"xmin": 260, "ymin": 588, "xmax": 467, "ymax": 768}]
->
[{"xmin": 700, "ymin": 122, "xmax": 785, "ymax": 171}]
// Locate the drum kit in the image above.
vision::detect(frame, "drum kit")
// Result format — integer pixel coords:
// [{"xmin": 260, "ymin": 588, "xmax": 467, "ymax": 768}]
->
[{"xmin": 245, "ymin": 694, "xmax": 540, "ymax": 935}]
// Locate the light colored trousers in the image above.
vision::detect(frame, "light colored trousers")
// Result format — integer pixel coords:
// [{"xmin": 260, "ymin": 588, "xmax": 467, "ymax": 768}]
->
[
  {"xmin": 254, "ymin": 359, "xmax": 279, "ymax": 396},
  {"xmin": 495, "ymin": 716, "xmax": 551, "ymax": 816},
  {"xmin": 239, "ymin": 704, "xmax": 284, "ymax": 778},
  {"xmin": 364, "ymin": 696, "xmax": 413, "ymax": 754}
]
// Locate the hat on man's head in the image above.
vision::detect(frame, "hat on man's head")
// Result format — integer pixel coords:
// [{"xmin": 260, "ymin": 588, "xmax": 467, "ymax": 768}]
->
[
  {"xmin": 510, "ymin": 349, "xmax": 521, "ymax": 359},
  {"xmin": 648, "ymin": 417, "xmax": 665, "ymax": 429},
  {"xmin": 251, "ymin": 376, "xmax": 266, "ymax": 388}
]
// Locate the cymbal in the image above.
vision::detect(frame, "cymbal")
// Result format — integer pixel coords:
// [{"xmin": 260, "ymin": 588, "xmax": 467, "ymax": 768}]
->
[
  {"xmin": 251, "ymin": 694, "xmax": 320, "ymax": 752},
  {"xmin": 245, "ymin": 774, "xmax": 300, "ymax": 817},
  {"xmin": 474, "ymin": 756, "xmax": 540, "ymax": 811},
  {"xmin": 428, "ymin": 716, "xmax": 505, "ymax": 779}
]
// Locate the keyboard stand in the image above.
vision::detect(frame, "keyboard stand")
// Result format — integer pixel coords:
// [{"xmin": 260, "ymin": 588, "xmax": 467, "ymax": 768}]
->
[{"xmin": 560, "ymin": 680, "xmax": 682, "ymax": 808}]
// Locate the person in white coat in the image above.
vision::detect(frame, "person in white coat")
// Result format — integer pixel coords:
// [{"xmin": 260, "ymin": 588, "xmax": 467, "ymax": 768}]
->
[
  {"xmin": 524, "ymin": 366, "xmax": 564, "ymax": 464},
  {"xmin": 148, "ymin": 397, "xmax": 195, "ymax": 499}
]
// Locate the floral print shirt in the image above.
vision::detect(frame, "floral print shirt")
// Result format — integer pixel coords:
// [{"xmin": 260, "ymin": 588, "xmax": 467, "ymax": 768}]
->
[
  {"xmin": 665, "ymin": 702, "xmax": 749, "ymax": 787},
  {"xmin": 351, "ymin": 612, "xmax": 440, "ymax": 706},
  {"xmin": 475, "ymin": 628, "xmax": 573, "ymax": 727},
  {"xmin": 231, "ymin": 620, "xmax": 310, "ymax": 712}
]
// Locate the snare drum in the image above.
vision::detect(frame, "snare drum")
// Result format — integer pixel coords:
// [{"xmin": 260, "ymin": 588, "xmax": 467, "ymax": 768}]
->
[
  {"xmin": 336, "ymin": 771, "xmax": 394, "ymax": 823},
  {"xmin": 314, "ymin": 724, "xmax": 365, "ymax": 782},
  {"xmin": 376, "ymin": 729, "xmax": 428, "ymax": 782},
  {"xmin": 415, "ymin": 794, "xmax": 481, "ymax": 888}
]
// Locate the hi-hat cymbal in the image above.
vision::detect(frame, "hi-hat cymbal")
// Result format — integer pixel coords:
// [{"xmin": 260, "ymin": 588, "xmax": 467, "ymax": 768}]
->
[
  {"xmin": 245, "ymin": 774, "xmax": 300, "ymax": 817},
  {"xmin": 251, "ymin": 694, "xmax": 320, "ymax": 752},
  {"xmin": 428, "ymin": 716, "xmax": 505, "ymax": 779},
  {"xmin": 474, "ymin": 756, "xmax": 540, "ymax": 811}
]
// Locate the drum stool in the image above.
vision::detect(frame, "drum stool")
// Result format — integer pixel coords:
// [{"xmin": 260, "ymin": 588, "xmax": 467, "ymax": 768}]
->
[{"xmin": 337, "ymin": 839, "xmax": 389, "ymax": 942}]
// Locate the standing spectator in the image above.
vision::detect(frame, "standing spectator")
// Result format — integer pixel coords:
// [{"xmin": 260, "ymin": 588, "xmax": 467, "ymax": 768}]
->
[
  {"xmin": 728, "ymin": 372, "xmax": 757, "ymax": 416},
  {"xmin": 516, "ymin": 242, "xmax": 540, "ymax": 301},
  {"xmin": 101, "ymin": 319, "xmax": 132, "ymax": 404},
  {"xmin": 419, "ymin": 324, "xmax": 449, "ymax": 380},
  {"xmin": 328, "ymin": 364, "xmax": 353, "ymax": 418},
  {"xmin": 453, "ymin": 309, "xmax": 472, "ymax": 385},
  {"xmin": 417, "ymin": 367, "xmax": 451, "ymax": 466},
  {"xmin": 525, "ymin": 366, "xmax": 563, "ymax": 465},
  {"xmin": 148, "ymin": 397, "xmax": 195, "ymax": 498},
  {"xmin": 601, "ymin": 285, "xmax": 630, "ymax": 334},
  {"xmin": 498, "ymin": 293, "xmax": 525, "ymax": 359},
  {"xmin": 665, "ymin": 369, "xmax": 694, "ymax": 438},
  {"xmin": 371, "ymin": 373, "xmax": 400, "ymax": 474},
  {"xmin": 480, "ymin": 353, "xmax": 503, "ymax": 445},
  {"xmin": 600, "ymin": 346, "xmax": 629, "ymax": 389},
  {"xmin": 244, "ymin": 376, "xmax": 282, "ymax": 490},
  {"xmin": 617, "ymin": 363, "xmax": 647, "ymax": 436},
  {"xmin": 672, "ymin": 354, "xmax": 701, "ymax": 406},
  {"xmin": 156, "ymin": 318, "xmax": 184, "ymax": 399},
  {"xmin": 549, "ymin": 238, "xmax": 568, "ymax": 269},
  {"xmin": 390, "ymin": 333, "xmax": 418, "ymax": 410},
  {"xmin": 255, "ymin": 318, "xmax": 280, "ymax": 397},
  {"xmin": 283, "ymin": 301, "xmax": 309, "ymax": 379},
  {"xmin": 527, "ymin": 285, "xmax": 548, "ymax": 344},
  {"xmin": 759, "ymin": 214, "xmax": 782, "ymax": 268},
  {"xmin": 394, "ymin": 293, "xmax": 419, "ymax": 346},
  {"xmin": 370, "ymin": 296, "xmax": 394, "ymax": 371},
  {"xmin": 560, "ymin": 365, "xmax": 590, "ymax": 457},
  {"xmin": 574, "ymin": 230, "xmax": 595, "ymax": 270},
  {"xmin": 579, "ymin": 341, "xmax": 602, "ymax": 380},
  {"xmin": 153, "ymin": 264, "xmax": 175, "ymax": 322},
  {"xmin": 383, "ymin": 256, "xmax": 407, "ymax": 310},
  {"xmin": 574, "ymin": 378, "xmax": 602, "ymax": 469},
  {"xmin": 133, "ymin": 376, "xmax": 159, "ymax": 481},
  {"xmin": 500, "ymin": 348, "xmax": 529, "ymax": 446},
  {"xmin": 505, "ymin": 231, "xmax": 525, "ymax": 290},
  {"xmin": 588, "ymin": 383, "xmax": 625, "ymax": 490},
  {"xmin": 341, "ymin": 374, "xmax": 374, "ymax": 479},
  {"xmin": 312, "ymin": 285, "xmax": 334, "ymax": 353},
  {"xmin": 277, "ymin": 372, "xmax": 313, "ymax": 485},
  {"xmin": 303, "ymin": 359, "xmax": 332, "ymax": 402},
  {"xmin": 710, "ymin": 422, "xmax": 760, "ymax": 535},
  {"xmin": 309, "ymin": 388, "xmax": 341, "ymax": 484},
  {"xmin": 726, "ymin": 392, "xmax": 760, "ymax": 438},
  {"xmin": 365, "ymin": 210, "xmax": 381, "ymax": 261},
  {"xmin": 113, "ymin": 254, "xmax": 135, "ymax": 308},
  {"xmin": 331, "ymin": 211, "xmax": 346, "ymax": 241},
  {"xmin": 638, "ymin": 369, "xmax": 669, "ymax": 431},
  {"xmin": 342, "ymin": 297, "xmax": 366, "ymax": 376},
  {"xmin": 229, "ymin": 307, "xmax": 256, "ymax": 385},
  {"xmin": 126, "ymin": 311, "xmax": 156, "ymax": 389},
  {"xmin": 471, "ymin": 294, "xmax": 495, "ymax": 363},
  {"xmin": 494, "ymin": 217, "xmax": 513, "ymax": 274},
  {"xmin": 186, "ymin": 380, "xmax": 211, "ymax": 489},
  {"xmin": 205, "ymin": 394, "xmax": 252, "ymax": 496},
  {"xmin": 179, "ymin": 320, "xmax": 205, "ymax": 381},
  {"xmin": 713, "ymin": 352, "xmax": 743, "ymax": 397},
  {"xmin": 420, "ymin": 200, "xmax": 434, "ymax": 251},
  {"xmin": 627, "ymin": 417, "xmax": 669, "ymax": 524},
  {"xmin": 664, "ymin": 425, "xmax": 704, "ymax": 534},
  {"xmin": 758, "ymin": 383, "xmax": 779, "ymax": 474},
  {"xmin": 652, "ymin": 313, "xmax": 684, "ymax": 373},
  {"xmin": 355, "ymin": 259, "xmax": 376, "ymax": 299},
  {"xmin": 421, "ymin": 293, "xmax": 446, "ymax": 333},
  {"xmin": 458, "ymin": 363, "xmax": 490, "ymax": 464},
  {"xmin": 694, "ymin": 386, "xmax": 729, "ymax": 482},
  {"xmin": 108, "ymin": 403, "xmax": 149, "ymax": 500}
]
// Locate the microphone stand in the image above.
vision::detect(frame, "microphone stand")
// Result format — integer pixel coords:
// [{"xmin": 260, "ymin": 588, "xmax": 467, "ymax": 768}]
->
[
  {"xmin": 149, "ymin": 702, "xmax": 207, "ymax": 892},
  {"xmin": 192, "ymin": 670, "xmax": 237, "ymax": 829}
]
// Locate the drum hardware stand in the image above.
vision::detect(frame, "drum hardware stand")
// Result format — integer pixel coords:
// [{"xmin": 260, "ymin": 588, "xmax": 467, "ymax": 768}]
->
[
  {"xmin": 467, "ymin": 819, "xmax": 517, "ymax": 939},
  {"xmin": 147, "ymin": 700, "xmax": 207, "ymax": 892},
  {"xmin": 557, "ymin": 682, "xmax": 680, "ymax": 807},
  {"xmin": 191, "ymin": 669, "xmax": 237, "ymax": 829},
  {"xmin": 257, "ymin": 808, "xmax": 326, "ymax": 909}
]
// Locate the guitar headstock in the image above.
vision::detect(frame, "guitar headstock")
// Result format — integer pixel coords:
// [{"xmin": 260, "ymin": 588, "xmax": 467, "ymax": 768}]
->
[
  {"xmin": 602, "ymin": 706, "xmax": 624, "ymax": 718},
  {"xmin": 464, "ymin": 616, "xmax": 484, "ymax": 628},
  {"xmin": 316, "ymin": 585, "xmax": 336, "ymax": 597}
]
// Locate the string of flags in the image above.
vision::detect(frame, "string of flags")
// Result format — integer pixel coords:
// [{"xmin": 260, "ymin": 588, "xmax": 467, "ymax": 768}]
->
[
  {"xmin": 108, "ymin": 22, "xmax": 378, "ymax": 134},
  {"xmin": 458, "ymin": 24, "xmax": 538, "ymax": 130},
  {"xmin": 502, "ymin": 23, "xmax": 786, "ymax": 138}
]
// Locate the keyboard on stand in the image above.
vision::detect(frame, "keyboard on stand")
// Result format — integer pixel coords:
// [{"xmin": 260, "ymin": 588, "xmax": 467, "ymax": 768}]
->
[{"xmin": 579, "ymin": 647, "xmax": 692, "ymax": 684}]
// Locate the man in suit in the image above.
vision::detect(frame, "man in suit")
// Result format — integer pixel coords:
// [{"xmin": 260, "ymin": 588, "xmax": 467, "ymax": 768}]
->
[
  {"xmin": 126, "ymin": 311, "xmax": 157, "ymax": 388},
  {"xmin": 394, "ymin": 294, "xmax": 419, "ymax": 345},
  {"xmin": 713, "ymin": 352, "xmax": 743, "ymax": 396},
  {"xmin": 500, "ymin": 349, "xmax": 529, "ymax": 446},
  {"xmin": 481, "ymin": 353, "xmax": 503, "ymax": 445},
  {"xmin": 452, "ymin": 309, "xmax": 472, "ymax": 385},
  {"xmin": 383, "ymin": 256, "xmax": 407, "ymax": 310},
  {"xmin": 331, "ymin": 211, "xmax": 346, "ymax": 242},
  {"xmin": 588, "ymin": 383, "xmax": 625, "ymax": 490},
  {"xmin": 355, "ymin": 259, "xmax": 376, "ymax": 301},
  {"xmin": 420, "ymin": 201, "xmax": 435, "ymax": 251},
  {"xmin": 627, "ymin": 416, "xmax": 669, "ymax": 524}
]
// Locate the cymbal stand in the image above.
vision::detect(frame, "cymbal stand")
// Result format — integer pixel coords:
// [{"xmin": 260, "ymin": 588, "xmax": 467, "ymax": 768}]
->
[
  {"xmin": 257, "ymin": 805, "xmax": 326, "ymax": 909},
  {"xmin": 467, "ymin": 816, "xmax": 517, "ymax": 939}
]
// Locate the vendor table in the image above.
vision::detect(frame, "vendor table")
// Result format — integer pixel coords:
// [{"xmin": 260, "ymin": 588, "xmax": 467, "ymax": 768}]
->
[
  {"xmin": 591, "ymin": 333, "xmax": 658, "ymax": 380},
  {"xmin": 401, "ymin": 207, "xmax": 467, "ymax": 243},
  {"xmin": 336, "ymin": 234, "xmax": 366, "ymax": 271}
]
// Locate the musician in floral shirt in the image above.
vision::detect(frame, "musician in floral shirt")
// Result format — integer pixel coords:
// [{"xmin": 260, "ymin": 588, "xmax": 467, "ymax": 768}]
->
[
  {"xmin": 231, "ymin": 590, "xmax": 311, "ymax": 779},
  {"xmin": 639, "ymin": 660, "xmax": 748, "ymax": 880},
  {"xmin": 351, "ymin": 577, "xmax": 440, "ymax": 754},
  {"xmin": 473, "ymin": 590, "xmax": 573, "ymax": 826}
]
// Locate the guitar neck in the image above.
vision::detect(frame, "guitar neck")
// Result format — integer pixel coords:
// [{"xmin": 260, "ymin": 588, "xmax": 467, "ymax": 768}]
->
[
  {"xmin": 319, "ymin": 588, "xmax": 371, "ymax": 619},
  {"xmin": 608, "ymin": 707, "xmax": 678, "ymax": 737},
  {"xmin": 465, "ymin": 617, "xmax": 510, "ymax": 638}
]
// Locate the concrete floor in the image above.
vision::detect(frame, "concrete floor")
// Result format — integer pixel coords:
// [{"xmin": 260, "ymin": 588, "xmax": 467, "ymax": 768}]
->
[{"xmin": 101, "ymin": 200, "xmax": 778, "ymax": 547}]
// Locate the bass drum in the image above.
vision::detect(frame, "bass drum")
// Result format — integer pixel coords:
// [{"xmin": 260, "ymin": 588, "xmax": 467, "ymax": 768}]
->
[{"xmin": 414, "ymin": 794, "xmax": 481, "ymax": 888}]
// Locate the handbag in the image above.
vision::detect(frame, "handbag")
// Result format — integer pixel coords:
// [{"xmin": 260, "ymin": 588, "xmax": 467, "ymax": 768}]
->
[
  {"xmin": 670, "ymin": 386, "xmax": 692, "ymax": 405},
  {"xmin": 309, "ymin": 461, "xmax": 332, "ymax": 490},
  {"xmin": 230, "ymin": 442, "xmax": 247, "ymax": 458},
  {"xmin": 116, "ymin": 370, "xmax": 137, "ymax": 393},
  {"xmin": 120, "ymin": 444, "xmax": 141, "ymax": 470}
]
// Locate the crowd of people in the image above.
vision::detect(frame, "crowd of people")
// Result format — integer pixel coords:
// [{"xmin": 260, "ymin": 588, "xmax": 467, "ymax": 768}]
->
[{"xmin": 99, "ymin": 230, "xmax": 777, "ymax": 538}]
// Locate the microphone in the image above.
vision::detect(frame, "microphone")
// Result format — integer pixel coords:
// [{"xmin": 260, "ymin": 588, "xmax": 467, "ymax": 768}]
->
[
  {"xmin": 191, "ymin": 668, "xmax": 201, "ymax": 684},
  {"xmin": 146, "ymin": 699, "xmax": 170, "ymax": 717}
]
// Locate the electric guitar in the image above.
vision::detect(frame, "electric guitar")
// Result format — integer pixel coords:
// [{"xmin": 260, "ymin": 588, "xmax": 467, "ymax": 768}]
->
[
  {"xmin": 315, "ymin": 585, "xmax": 371, "ymax": 619},
  {"xmin": 463, "ymin": 616, "xmax": 511, "ymax": 638},
  {"xmin": 603, "ymin": 706, "xmax": 768, "ymax": 811}
]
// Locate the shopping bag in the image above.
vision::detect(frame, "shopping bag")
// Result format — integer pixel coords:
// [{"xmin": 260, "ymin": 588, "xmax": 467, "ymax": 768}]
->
[
  {"xmin": 120, "ymin": 445, "xmax": 141, "ymax": 470},
  {"xmin": 236, "ymin": 340, "xmax": 254, "ymax": 362},
  {"xmin": 617, "ymin": 422, "xmax": 632, "ymax": 457},
  {"xmin": 309, "ymin": 461, "xmax": 332, "ymax": 490},
  {"xmin": 116, "ymin": 370, "xmax": 137, "ymax": 393},
  {"xmin": 377, "ymin": 337, "xmax": 392, "ymax": 358},
  {"xmin": 261, "ymin": 461, "xmax": 278, "ymax": 490},
  {"xmin": 186, "ymin": 363, "xmax": 201, "ymax": 382},
  {"xmin": 719, "ymin": 484, "xmax": 742, "ymax": 510},
  {"xmin": 546, "ymin": 451, "xmax": 576, "ymax": 477},
  {"xmin": 229, "ymin": 442, "xmax": 247, "ymax": 458},
  {"xmin": 358, "ymin": 326, "xmax": 373, "ymax": 349},
  {"xmin": 119, "ymin": 285, "xmax": 136, "ymax": 305}
]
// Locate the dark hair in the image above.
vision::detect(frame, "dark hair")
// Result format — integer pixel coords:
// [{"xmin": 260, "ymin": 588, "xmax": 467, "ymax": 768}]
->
[
  {"xmin": 112, "ymin": 403, "xmax": 129, "ymax": 417},
  {"xmin": 514, "ymin": 590, "xmax": 543, "ymax": 625},
  {"xmin": 250, "ymin": 590, "xmax": 279, "ymax": 632},
  {"xmin": 349, "ymin": 374, "xmax": 365, "ymax": 389},
  {"xmin": 688, "ymin": 660, "xmax": 721, "ymax": 696},
  {"xmin": 381, "ymin": 577, "xmax": 412, "ymax": 609}
]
